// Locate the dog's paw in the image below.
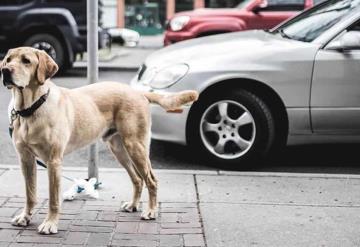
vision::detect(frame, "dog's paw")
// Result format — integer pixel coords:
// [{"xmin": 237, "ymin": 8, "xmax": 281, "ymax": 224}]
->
[
  {"xmin": 141, "ymin": 209, "xmax": 156, "ymax": 220},
  {"xmin": 11, "ymin": 212, "xmax": 31, "ymax": 226},
  {"xmin": 121, "ymin": 201, "xmax": 138, "ymax": 212},
  {"xmin": 38, "ymin": 219, "xmax": 58, "ymax": 234}
]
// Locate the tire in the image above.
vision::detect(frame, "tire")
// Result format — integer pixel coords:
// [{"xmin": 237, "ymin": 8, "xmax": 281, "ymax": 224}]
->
[
  {"xmin": 24, "ymin": 33, "xmax": 68, "ymax": 71},
  {"xmin": 187, "ymin": 89, "xmax": 275, "ymax": 169}
]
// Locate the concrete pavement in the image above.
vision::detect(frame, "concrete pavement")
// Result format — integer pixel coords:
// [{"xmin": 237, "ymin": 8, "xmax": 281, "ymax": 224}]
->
[
  {"xmin": 73, "ymin": 47, "xmax": 154, "ymax": 71},
  {"xmin": 138, "ymin": 35, "xmax": 164, "ymax": 49},
  {"xmin": 1, "ymin": 165, "xmax": 360, "ymax": 246},
  {"xmin": 73, "ymin": 34, "xmax": 164, "ymax": 71}
]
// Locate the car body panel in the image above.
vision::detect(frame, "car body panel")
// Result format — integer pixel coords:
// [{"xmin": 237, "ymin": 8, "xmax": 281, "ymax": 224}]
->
[
  {"xmin": 311, "ymin": 49, "xmax": 360, "ymax": 133},
  {"xmin": 150, "ymin": 105, "xmax": 190, "ymax": 144},
  {"xmin": 147, "ymin": 30, "xmax": 319, "ymax": 108},
  {"xmin": 287, "ymin": 108, "xmax": 311, "ymax": 134},
  {"xmin": 131, "ymin": 4, "xmax": 360, "ymax": 146},
  {"xmin": 133, "ymin": 30, "xmax": 319, "ymax": 142}
]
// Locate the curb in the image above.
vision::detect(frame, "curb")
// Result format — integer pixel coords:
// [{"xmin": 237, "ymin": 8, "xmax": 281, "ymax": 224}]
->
[
  {"xmin": 1, "ymin": 164, "xmax": 360, "ymax": 179},
  {"xmin": 217, "ymin": 170, "xmax": 360, "ymax": 179}
]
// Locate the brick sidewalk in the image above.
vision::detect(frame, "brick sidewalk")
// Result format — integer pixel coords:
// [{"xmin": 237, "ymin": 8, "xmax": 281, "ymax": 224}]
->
[
  {"xmin": 0, "ymin": 197, "xmax": 205, "ymax": 247},
  {"xmin": 4, "ymin": 166, "xmax": 360, "ymax": 246}
]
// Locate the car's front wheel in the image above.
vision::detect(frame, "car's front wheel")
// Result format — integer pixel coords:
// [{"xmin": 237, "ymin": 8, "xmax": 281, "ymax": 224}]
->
[
  {"xmin": 24, "ymin": 33, "xmax": 68, "ymax": 71},
  {"xmin": 188, "ymin": 89, "xmax": 275, "ymax": 168}
]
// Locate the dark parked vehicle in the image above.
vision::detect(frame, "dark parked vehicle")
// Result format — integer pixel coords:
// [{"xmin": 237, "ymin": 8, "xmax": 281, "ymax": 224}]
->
[{"xmin": 0, "ymin": 0, "xmax": 109, "ymax": 71}]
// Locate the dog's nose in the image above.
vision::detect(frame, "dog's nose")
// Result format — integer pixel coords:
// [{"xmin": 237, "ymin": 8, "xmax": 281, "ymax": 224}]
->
[
  {"xmin": 2, "ymin": 68, "xmax": 11, "ymax": 76},
  {"xmin": 2, "ymin": 68, "xmax": 13, "ymax": 87}
]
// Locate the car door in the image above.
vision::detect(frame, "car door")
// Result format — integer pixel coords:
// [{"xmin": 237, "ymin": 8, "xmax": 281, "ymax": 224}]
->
[
  {"xmin": 311, "ymin": 21, "xmax": 360, "ymax": 133},
  {"xmin": 248, "ymin": 0, "xmax": 305, "ymax": 30}
]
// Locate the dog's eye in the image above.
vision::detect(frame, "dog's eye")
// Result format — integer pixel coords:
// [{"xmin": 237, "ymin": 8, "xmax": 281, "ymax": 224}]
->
[
  {"xmin": 22, "ymin": 57, "xmax": 30, "ymax": 64},
  {"xmin": 6, "ymin": 57, "xmax": 11, "ymax": 63}
]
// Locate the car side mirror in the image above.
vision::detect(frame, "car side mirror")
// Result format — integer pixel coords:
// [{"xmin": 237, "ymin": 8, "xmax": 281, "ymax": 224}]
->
[
  {"xmin": 252, "ymin": 0, "xmax": 268, "ymax": 13},
  {"xmin": 327, "ymin": 31, "xmax": 360, "ymax": 51}
]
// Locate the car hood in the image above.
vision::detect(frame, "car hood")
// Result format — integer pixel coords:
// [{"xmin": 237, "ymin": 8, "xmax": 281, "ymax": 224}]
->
[{"xmin": 145, "ymin": 30, "xmax": 319, "ymax": 68}]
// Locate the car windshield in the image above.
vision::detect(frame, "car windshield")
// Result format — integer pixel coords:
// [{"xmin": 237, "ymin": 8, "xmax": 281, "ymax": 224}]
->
[{"xmin": 271, "ymin": 0, "xmax": 360, "ymax": 42}]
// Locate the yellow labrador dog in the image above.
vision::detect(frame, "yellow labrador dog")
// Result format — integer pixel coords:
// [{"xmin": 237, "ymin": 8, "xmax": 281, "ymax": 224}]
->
[{"xmin": 2, "ymin": 47, "xmax": 198, "ymax": 234}]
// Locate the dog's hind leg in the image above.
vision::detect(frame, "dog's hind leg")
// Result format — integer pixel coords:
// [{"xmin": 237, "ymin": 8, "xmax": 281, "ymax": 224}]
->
[
  {"xmin": 107, "ymin": 134, "xmax": 144, "ymax": 212},
  {"xmin": 122, "ymin": 137, "xmax": 158, "ymax": 220},
  {"xmin": 12, "ymin": 149, "xmax": 37, "ymax": 227}
]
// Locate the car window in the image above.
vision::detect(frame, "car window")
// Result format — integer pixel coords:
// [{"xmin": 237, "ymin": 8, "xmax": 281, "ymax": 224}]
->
[
  {"xmin": 273, "ymin": 0, "xmax": 360, "ymax": 42},
  {"xmin": 313, "ymin": 0, "xmax": 328, "ymax": 5},
  {"xmin": 349, "ymin": 20, "xmax": 360, "ymax": 31},
  {"xmin": 261, "ymin": 0, "xmax": 305, "ymax": 11},
  {"xmin": 236, "ymin": 0, "xmax": 255, "ymax": 8}
]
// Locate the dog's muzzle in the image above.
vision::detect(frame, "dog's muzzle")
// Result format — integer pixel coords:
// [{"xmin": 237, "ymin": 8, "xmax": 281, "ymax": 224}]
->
[{"xmin": 2, "ymin": 68, "xmax": 15, "ymax": 88}]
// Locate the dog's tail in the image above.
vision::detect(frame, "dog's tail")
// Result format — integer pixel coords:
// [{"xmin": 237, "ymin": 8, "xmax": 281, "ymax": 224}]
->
[{"xmin": 143, "ymin": 90, "xmax": 199, "ymax": 112}]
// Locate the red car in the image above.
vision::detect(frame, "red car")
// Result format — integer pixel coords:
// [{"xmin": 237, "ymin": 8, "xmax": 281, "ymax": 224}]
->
[{"xmin": 164, "ymin": 0, "xmax": 321, "ymax": 46}]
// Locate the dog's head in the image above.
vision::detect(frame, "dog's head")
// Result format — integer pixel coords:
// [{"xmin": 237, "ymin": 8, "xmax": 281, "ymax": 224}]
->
[{"xmin": 1, "ymin": 47, "xmax": 58, "ymax": 90}]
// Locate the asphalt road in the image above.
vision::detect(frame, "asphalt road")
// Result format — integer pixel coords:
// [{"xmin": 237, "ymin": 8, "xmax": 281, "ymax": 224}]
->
[{"xmin": 2, "ymin": 69, "xmax": 360, "ymax": 174}]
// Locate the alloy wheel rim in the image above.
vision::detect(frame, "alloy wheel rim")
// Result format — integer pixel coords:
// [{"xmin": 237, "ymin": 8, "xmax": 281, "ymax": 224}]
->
[
  {"xmin": 32, "ymin": 42, "xmax": 57, "ymax": 60},
  {"xmin": 200, "ymin": 100, "xmax": 256, "ymax": 160}
]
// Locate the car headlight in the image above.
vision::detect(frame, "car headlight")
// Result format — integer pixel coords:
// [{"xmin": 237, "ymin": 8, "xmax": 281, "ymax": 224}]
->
[
  {"xmin": 143, "ymin": 64, "xmax": 189, "ymax": 89},
  {"xmin": 170, "ymin": 16, "xmax": 190, "ymax": 31}
]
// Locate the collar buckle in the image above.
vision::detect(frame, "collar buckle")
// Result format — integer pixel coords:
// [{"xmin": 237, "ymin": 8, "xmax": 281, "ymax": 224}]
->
[{"xmin": 9, "ymin": 108, "xmax": 18, "ymax": 129}]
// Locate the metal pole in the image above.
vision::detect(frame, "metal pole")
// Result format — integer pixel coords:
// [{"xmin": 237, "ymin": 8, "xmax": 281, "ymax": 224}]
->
[{"xmin": 87, "ymin": 0, "xmax": 99, "ymax": 180}]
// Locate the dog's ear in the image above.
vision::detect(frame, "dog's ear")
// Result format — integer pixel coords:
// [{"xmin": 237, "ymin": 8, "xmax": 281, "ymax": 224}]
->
[
  {"xmin": 0, "ymin": 50, "xmax": 11, "ymax": 77},
  {"xmin": 36, "ymin": 50, "xmax": 58, "ymax": 84},
  {"xmin": 0, "ymin": 58, "xmax": 4, "ymax": 77},
  {"xmin": 0, "ymin": 57, "xmax": 4, "ymax": 70},
  {"xmin": 0, "ymin": 60, "xmax": 4, "ymax": 77}
]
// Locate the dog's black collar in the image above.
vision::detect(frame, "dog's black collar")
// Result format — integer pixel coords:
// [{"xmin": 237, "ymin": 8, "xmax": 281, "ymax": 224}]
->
[{"xmin": 16, "ymin": 89, "xmax": 50, "ymax": 118}]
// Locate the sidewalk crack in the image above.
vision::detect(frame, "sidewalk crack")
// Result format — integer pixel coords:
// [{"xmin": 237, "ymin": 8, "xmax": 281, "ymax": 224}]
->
[
  {"xmin": 193, "ymin": 174, "xmax": 208, "ymax": 247},
  {"xmin": 0, "ymin": 168, "xmax": 8, "ymax": 177}
]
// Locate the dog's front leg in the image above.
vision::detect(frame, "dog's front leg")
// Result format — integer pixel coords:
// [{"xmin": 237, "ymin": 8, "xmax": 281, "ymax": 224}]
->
[
  {"xmin": 12, "ymin": 151, "xmax": 37, "ymax": 226},
  {"xmin": 38, "ymin": 158, "xmax": 62, "ymax": 234}
]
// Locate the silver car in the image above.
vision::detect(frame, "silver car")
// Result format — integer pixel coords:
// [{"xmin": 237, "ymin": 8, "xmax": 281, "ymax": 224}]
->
[{"xmin": 131, "ymin": 0, "xmax": 360, "ymax": 167}]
